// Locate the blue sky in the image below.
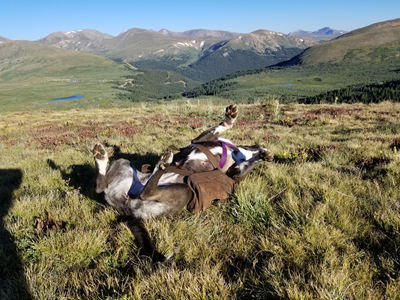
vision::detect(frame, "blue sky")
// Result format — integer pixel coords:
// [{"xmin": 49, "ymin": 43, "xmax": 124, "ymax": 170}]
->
[{"xmin": 1, "ymin": 0, "xmax": 399, "ymax": 40}]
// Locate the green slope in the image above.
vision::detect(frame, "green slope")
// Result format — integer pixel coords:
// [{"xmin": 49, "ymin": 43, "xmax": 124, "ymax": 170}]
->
[
  {"xmin": 0, "ymin": 41, "xmax": 128, "ymax": 81},
  {"xmin": 291, "ymin": 18, "xmax": 400, "ymax": 66},
  {"xmin": 0, "ymin": 41, "xmax": 133, "ymax": 112}
]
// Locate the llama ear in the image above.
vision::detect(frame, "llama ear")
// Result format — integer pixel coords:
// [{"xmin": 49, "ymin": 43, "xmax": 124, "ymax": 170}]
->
[
  {"xmin": 141, "ymin": 164, "xmax": 153, "ymax": 173},
  {"xmin": 169, "ymin": 144, "xmax": 180, "ymax": 151}
]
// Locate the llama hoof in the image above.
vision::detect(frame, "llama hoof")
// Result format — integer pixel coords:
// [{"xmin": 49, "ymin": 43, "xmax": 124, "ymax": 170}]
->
[
  {"xmin": 260, "ymin": 148, "xmax": 274, "ymax": 162},
  {"xmin": 92, "ymin": 143, "xmax": 108, "ymax": 161},
  {"xmin": 224, "ymin": 104, "xmax": 238, "ymax": 126},
  {"xmin": 93, "ymin": 143, "xmax": 108, "ymax": 175},
  {"xmin": 158, "ymin": 152, "xmax": 173, "ymax": 170}
]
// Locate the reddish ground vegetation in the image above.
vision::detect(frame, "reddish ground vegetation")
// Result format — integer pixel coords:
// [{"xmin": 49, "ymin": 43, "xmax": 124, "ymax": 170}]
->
[
  {"xmin": 0, "ymin": 135, "xmax": 18, "ymax": 146},
  {"xmin": 353, "ymin": 156, "xmax": 391, "ymax": 170},
  {"xmin": 263, "ymin": 135, "xmax": 280, "ymax": 143},
  {"xmin": 366, "ymin": 137, "xmax": 387, "ymax": 143},
  {"xmin": 370, "ymin": 110, "xmax": 391, "ymax": 115},
  {"xmin": 307, "ymin": 107, "xmax": 362, "ymax": 117},
  {"xmin": 34, "ymin": 212, "xmax": 67, "ymax": 238},
  {"xmin": 232, "ymin": 133, "xmax": 254, "ymax": 142},
  {"xmin": 28, "ymin": 123, "xmax": 140, "ymax": 148},
  {"xmin": 297, "ymin": 144, "xmax": 338, "ymax": 161},
  {"xmin": 391, "ymin": 136, "xmax": 400, "ymax": 150},
  {"xmin": 235, "ymin": 119, "xmax": 265, "ymax": 129}
]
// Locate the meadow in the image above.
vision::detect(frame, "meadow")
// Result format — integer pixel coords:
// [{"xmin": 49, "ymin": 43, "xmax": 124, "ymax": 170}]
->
[
  {"xmin": 0, "ymin": 41, "xmax": 135, "ymax": 113},
  {"xmin": 1, "ymin": 99, "xmax": 400, "ymax": 299}
]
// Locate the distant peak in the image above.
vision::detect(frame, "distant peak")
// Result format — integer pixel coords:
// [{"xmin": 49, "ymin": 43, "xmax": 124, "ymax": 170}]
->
[{"xmin": 288, "ymin": 27, "xmax": 347, "ymax": 40}]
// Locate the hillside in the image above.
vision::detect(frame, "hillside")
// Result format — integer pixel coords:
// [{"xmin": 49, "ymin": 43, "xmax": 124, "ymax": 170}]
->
[
  {"xmin": 0, "ymin": 40, "xmax": 123, "ymax": 81},
  {"xmin": 0, "ymin": 40, "xmax": 133, "ymax": 112},
  {"xmin": 0, "ymin": 40, "xmax": 202, "ymax": 112},
  {"xmin": 114, "ymin": 69, "xmax": 201, "ymax": 101},
  {"xmin": 36, "ymin": 28, "xmax": 224, "ymax": 66},
  {"xmin": 285, "ymin": 18, "xmax": 400, "ymax": 66},
  {"xmin": 0, "ymin": 36, "xmax": 11, "ymax": 43},
  {"xmin": 97, "ymin": 28, "xmax": 220, "ymax": 64}
]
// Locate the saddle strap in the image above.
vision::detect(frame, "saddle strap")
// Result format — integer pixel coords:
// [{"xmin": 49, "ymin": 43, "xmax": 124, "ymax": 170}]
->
[
  {"xmin": 166, "ymin": 165, "xmax": 192, "ymax": 176},
  {"xmin": 215, "ymin": 140, "xmax": 238, "ymax": 169},
  {"xmin": 194, "ymin": 144, "xmax": 220, "ymax": 169}
]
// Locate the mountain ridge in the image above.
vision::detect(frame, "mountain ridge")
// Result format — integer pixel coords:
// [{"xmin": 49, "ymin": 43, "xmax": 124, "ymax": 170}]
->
[
  {"xmin": 28, "ymin": 27, "xmax": 316, "ymax": 82},
  {"xmin": 284, "ymin": 18, "xmax": 400, "ymax": 66},
  {"xmin": 127, "ymin": 29, "xmax": 315, "ymax": 81},
  {"xmin": 158, "ymin": 29, "xmax": 242, "ymax": 39},
  {"xmin": 34, "ymin": 29, "xmax": 113, "ymax": 52},
  {"xmin": 0, "ymin": 36, "xmax": 11, "ymax": 43}
]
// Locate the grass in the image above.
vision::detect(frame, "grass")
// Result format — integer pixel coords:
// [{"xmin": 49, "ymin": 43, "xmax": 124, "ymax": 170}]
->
[
  {"xmin": 217, "ymin": 57, "xmax": 400, "ymax": 103},
  {"xmin": 0, "ymin": 41, "xmax": 135, "ymax": 113},
  {"xmin": 1, "ymin": 101, "xmax": 400, "ymax": 299}
]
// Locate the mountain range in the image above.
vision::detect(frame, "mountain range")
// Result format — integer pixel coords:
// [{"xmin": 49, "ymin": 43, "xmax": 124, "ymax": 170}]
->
[
  {"xmin": 180, "ymin": 18, "xmax": 400, "ymax": 101},
  {"xmin": 0, "ymin": 26, "xmax": 347, "ymax": 82},
  {"xmin": 1, "ymin": 18, "xmax": 399, "ymax": 112},
  {"xmin": 32, "ymin": 27, "xmax": 319, "ymax": 81}
]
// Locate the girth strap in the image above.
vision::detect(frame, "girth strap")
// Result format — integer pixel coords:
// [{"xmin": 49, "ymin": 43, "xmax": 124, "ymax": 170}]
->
[
  {"xmin": 216, "ymin": 140, "xmax": 238, "ymax": 169},
  {"xmin": 194, "ymin": 144, "xmax": 220, "ymax": 169}
]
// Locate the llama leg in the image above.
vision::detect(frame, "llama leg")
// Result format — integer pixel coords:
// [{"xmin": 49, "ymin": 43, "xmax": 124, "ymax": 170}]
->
[
  {"xmin": 191, "ymin": 104, "xmax": 238, "ymax": 143},
  {"xmin": 139, "ymin": 152, "xmax": 192, "ymax": 215},
  {"xmin": 92, "ymin": 143, "xmax": 138, "ymax": 196},
  {"xmin": 226, "ymin": 148, "xmax": 274, "ymax": 181},
  {"xmin": 92, "ymin": 143, "xmax": 110, "ymax": 193},
  {"xmin": 139, "ymin": 152, "xmax": 174, "ymax": 201}
]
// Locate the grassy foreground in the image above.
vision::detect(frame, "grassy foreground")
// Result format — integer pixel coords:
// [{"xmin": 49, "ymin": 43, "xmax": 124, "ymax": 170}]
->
[{"xmin": 0, "ymin": 101, "xmax": 400, "ymax": 299}]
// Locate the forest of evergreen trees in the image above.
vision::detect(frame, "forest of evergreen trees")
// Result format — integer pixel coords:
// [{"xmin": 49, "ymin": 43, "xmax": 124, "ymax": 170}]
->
[
  {"xmin": 181, "ymin": 80, "xmax": 237, "ymax": 98},
  {"xmin": 298, "ymin": 80, "xmax": 400, "ymax": 104},
  {"xmin": 115, "ymin": 55, "xmax": 400, "ymax": 103},
  {"xmin": 130, "ymin": 48, "xmax": 297, "ymax": 82},
  {"xmin": 113, "ymin": 69, "xmax": 198, "ymax": 101}
]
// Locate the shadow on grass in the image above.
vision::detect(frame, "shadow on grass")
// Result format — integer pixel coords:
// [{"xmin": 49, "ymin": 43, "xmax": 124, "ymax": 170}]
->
[
  {"xmin": 353, "ymin": 217, "xmax": 400, "ymax": 287},
  {"xmin": 0, "ymin": 169, "xmax": 32, "ymax": 300},
  {"xmin": 107, "ymin": 144, "xmax": 160, "ymax": 169},
  {"xmin": 46, "ymin": 149, "xmax": 160, "ymax": 204},
  {"xmin": 223, "ymin": 254, "xmax": 285, "ymax": 299},
  {"xmin": 46, "ymin": 159, "xmax": 105, "ymax": 204}
]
